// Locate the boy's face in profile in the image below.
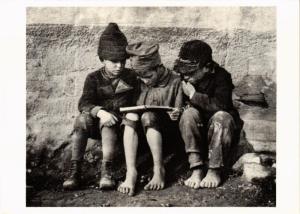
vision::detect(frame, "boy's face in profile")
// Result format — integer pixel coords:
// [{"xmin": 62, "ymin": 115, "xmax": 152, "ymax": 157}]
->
[
  {"xmin": 182, "ymin": 66, "xmax": 209, "ymax": 85},
  {"xmin": 138, "ymin": 70, "xmax": 158, "ymax": 87}
]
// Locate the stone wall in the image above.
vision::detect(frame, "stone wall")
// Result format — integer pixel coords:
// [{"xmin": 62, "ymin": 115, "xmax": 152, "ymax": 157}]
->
[{"xmin": 26, "ymin": 24, "xmax": 276, "ymax": 186}]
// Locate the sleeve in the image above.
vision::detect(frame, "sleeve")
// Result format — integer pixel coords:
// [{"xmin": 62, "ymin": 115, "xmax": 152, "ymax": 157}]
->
[
  {"xmin": 174, "ymin": 80, "xmax": 184, "ymax": 108},
  {"xmin": 131, "ymin": 79, "xmax": 141, "ymax": 106},
  {"xmin": 189, "ymin": 72, "xmax": 234, "ymax": 113},
  {"xmin": 78, "ymin": 74, "xmax": 102, "ymax": 117}
]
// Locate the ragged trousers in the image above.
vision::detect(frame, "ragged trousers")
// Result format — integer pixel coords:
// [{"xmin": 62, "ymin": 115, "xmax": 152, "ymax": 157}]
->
[{"xmin": 179, "ymin": 107, "xmax": 236, "ymax": 169}]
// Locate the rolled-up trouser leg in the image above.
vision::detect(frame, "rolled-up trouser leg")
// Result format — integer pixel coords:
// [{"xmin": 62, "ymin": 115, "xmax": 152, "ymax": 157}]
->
[
  {"xmin": 71, "ymin": 113, "xmax": 93, "ymax": 161},
  {"xmin": 140, "ymin": 111, "xmax": 160, "ymax": 133},
  {"xmin": 179, "ymin": 107, "xmax": 206, "ymax": 168},
  {"xmin": 207, "ymin": 111, "xmax": 236, "ymax": 169}
]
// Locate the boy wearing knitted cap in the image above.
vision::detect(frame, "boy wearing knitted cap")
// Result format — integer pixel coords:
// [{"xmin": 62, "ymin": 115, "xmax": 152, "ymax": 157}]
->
[
  {"xmin": 174, "ymin": 40, "xmax": 243, "ymax": 189},
  {"xmin": 117, "ymin": 42, "xmax": 183, "ymax": 196},
  {"xmin": 63, "ymin": 23, "xmax": 137, "ymax": 190}
]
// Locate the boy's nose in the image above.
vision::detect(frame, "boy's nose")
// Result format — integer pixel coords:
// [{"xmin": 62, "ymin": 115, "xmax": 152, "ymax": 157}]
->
[
  {"xmin": 115, "ymin": 63, "xmax": 122, "ymax": 68},
  {"xmin": 183, "ymin": 76, "xmax": 190, "ymax": 81}
]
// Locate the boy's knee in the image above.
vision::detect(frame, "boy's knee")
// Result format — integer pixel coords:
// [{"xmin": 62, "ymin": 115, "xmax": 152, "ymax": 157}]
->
[
  {"xmin": 121, "ymin": 113, "xmax": 139, "ymax": 130},
  {"xmin": 140, "ymin": 112, "xmax": 160, "ymax": 131},
  {"xmin": 125, "ymin": 113, "xmax": 139, "ymax": 121},
  {"xmin": 210, "ymin": 111, "xmax": 235, "ymax": 129},
  {"xmin": 74, "ymin": 113, "xmax": 94, "ymax": 131},
  {"xmin": 180, "ymin": 107, "xmax": 202, "ymax": 128},
  {"xmin": 141, "ymin": 112, "xmax": 158, "ymax": 127}
]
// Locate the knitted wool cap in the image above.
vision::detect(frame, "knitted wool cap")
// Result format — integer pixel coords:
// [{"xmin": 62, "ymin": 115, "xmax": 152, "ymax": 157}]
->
[
  {"xmin": 126, "ymin": 42, "xmax": 161, "ymax": 74},
  {"xmin": 179, "ymin": 40, "xmax": 212, "ymax": 68},
  {"xmin": 97, "ymin": 23, "xmax": 128, "ymax": 62}
]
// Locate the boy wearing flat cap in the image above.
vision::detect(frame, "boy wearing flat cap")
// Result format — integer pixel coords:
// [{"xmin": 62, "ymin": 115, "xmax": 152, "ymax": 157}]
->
[
  {"xmin": 117, "ymin": 42, "xmax": 183, "ymax": 196},
  {"xmin": 174, "ymin": 40, "xmax": 243, "ymax": 189},
  {"xmin": 63, "ymin": 23, "xmax": 137, "ymax": 190}
]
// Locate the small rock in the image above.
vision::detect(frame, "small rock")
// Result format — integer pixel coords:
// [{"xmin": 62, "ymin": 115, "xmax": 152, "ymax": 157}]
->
[
  {"xmin": 161, "ymin": 203, "xmax": 172, "ymax": 207},
  {"xmin": 233, "ymin": 153, "xmax": 276, "ymax": 172},
  {"xmin": 74, "ymin": 192, "xmax": 84, "ymax": 198},
  {"xmin": 242, "ymin": 163, "xmax": 274, "ymax": 183},
  {"xmin": 233, "ymin": 153, "xmax": 260, "ymax": 172},
  {"xmin": 272, "ymin": 163, "xmax": 276, "ymax": 168}
]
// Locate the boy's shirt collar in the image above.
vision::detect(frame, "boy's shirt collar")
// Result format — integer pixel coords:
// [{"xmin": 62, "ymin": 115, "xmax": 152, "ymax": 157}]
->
[{"xmin": 115, "ymin": 79, "xmax": 133, "ymax": 94}]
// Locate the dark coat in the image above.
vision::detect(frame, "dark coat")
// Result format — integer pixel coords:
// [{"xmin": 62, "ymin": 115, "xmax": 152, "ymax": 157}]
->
[
  {"xmin": 188, "ymin": 65, "xmax": 243, "ymax": 130},
  {"xmin": 78, "ymin": 67, "xmax": 138, "ymax": 117}
]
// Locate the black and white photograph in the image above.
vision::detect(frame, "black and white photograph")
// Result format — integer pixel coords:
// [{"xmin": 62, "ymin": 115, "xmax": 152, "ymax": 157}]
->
[
  {"xmin": 25, "ymin": 7, "xmax": 277, "ymax": 207},
  {"xmin": 0, "ymin": 0, "xmax": 299, "ymax": 212}
]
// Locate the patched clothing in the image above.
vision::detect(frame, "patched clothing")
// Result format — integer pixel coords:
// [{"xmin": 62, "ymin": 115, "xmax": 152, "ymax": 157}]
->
[
  {"xmin": 186, "ymin": 65, "xmax": 242, "ymax": 129},
  {"xmin": 179, "ymin": 65, "xmax": 243, "ymax": 169}
]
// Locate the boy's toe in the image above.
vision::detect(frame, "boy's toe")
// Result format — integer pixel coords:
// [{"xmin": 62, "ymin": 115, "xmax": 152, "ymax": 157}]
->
[{"xmin": 128, "ymin": 188, "xmax": 135, "ymax": 196}]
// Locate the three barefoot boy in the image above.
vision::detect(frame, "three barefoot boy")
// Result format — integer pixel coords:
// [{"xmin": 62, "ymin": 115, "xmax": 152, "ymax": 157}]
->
[{"xmin": 63, "ymin": 23, "xmax": 242, "ymax": 195}]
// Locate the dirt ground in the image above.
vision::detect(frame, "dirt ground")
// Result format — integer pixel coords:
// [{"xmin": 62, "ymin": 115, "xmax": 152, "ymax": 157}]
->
[{"xmin": 27, "ymin": 170, "xmax": 276, "ymax": 207}]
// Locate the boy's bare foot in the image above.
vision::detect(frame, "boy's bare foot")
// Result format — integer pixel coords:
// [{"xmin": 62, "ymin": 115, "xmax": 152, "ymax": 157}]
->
[
  {"xmin": 200, "ymin": 168, "xmax": 221, "ymax": 188},
  {"xmin": 117, "ymin": 169, "xmax": 137, "ymax": 196},
  {"xmin": 184, "ymin": 168, "xmax": 205, "ymax": 189},
  {"xmin": 144, "ymin": 166, "xmax": 165, "ymax": 191}
]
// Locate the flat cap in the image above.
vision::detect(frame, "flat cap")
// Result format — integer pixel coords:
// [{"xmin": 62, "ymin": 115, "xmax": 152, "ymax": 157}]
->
[{"xmin": 126, "ymin": 42, "xmax": 161, "ymax": 73}]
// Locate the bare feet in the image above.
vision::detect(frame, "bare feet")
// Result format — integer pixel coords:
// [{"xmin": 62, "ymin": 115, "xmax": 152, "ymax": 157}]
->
[
  {"xmin": 117, "ymin": 169, "xmax": 137, "ymax": 196},
  {"xmin": 144, "ymin": 166, "xmax": 165, "ymax": 191},
  {"xmin": 200, "ymin": 168, "xmax": 221, "ymax": 188},
  {"xmin": 184, "ymin": 168, "xmax": 205, "ymax": 189}
]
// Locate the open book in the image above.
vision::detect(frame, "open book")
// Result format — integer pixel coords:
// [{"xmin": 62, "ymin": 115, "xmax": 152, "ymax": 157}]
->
[{"xmin": 120, "ymin": 105, "xmax": 175, "ymax": 113}]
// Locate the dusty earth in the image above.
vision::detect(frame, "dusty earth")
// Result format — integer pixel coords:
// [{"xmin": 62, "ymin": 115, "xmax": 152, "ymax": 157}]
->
[{"xmin": 27, "ymin": 159, "xmax": 276, "ymax": 207}]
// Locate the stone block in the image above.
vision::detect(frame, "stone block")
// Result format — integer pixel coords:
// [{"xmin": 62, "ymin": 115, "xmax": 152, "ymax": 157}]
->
[
  {"xmin": 239, "ymin": 106, "xmax": 276, "ymax": 121},
  {"xmin": 248, "ymin": 140, "xmax": 276, "ymax": 153},
  {"xmin": 37, "ymin": 97, "xmax": 78, "ymax": 116},
  {"xmin": 243, "ymin": 120, "xmax": 276, "ymax": 142},
  {"xmin": 248, "ymin": 55, "xmax": 275, "ymax": 77}
]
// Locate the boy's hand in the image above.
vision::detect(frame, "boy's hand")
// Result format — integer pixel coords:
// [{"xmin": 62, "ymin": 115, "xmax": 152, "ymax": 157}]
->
[
  {"xmin": 168, "ymin": 108, "xmax": 181, "ymax": 121},
  {"xmin": 182, "ymin": 81, "xmax": 196, "ymax": 99},
  {"xmin": 97, "ymin": 110, "xmax": 118, "ymax": 127}
]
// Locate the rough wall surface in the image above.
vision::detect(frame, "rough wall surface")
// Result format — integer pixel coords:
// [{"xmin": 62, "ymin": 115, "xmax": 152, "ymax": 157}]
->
[{"xmin": 26, "ymin": 24, "xmax": 276, "ymax": 185}]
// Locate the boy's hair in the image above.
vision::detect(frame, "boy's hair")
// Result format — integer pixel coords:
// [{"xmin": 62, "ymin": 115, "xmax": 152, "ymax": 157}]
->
[{"xmin": 179, "ymin": 40, "xmax": 212, "ymax": 68}]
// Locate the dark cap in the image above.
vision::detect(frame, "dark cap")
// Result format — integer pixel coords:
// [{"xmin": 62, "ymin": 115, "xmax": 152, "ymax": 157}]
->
[
  {"xmin": 98, "ymin": 23, "xmax": 128, "ymax": 62},
  {"xmin": 179, "ymin": 40, "xmax": 212, "ymax": 68}
]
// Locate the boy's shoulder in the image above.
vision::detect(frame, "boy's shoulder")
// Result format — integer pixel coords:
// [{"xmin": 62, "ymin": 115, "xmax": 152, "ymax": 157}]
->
[
  {"xmin": 168, "ymin": 69, "xmax": 182, "ymax": 83},
  {"xmin": 86, "ymin": 68, "xmax": 104, "ymax": 79}
]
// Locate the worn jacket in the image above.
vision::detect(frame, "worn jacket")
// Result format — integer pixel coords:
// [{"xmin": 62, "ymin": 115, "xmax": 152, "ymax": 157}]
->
[
  {"xmin": 78, "ymin": 67, "xmax": 138, "ymax": 117},
  {"xmin": 188, "ymin": 64, "xmax": 243, "ymax": 130},
  {"xmin": 136, "ymin": 66, "xmax": 183, "ymax": 109}
]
